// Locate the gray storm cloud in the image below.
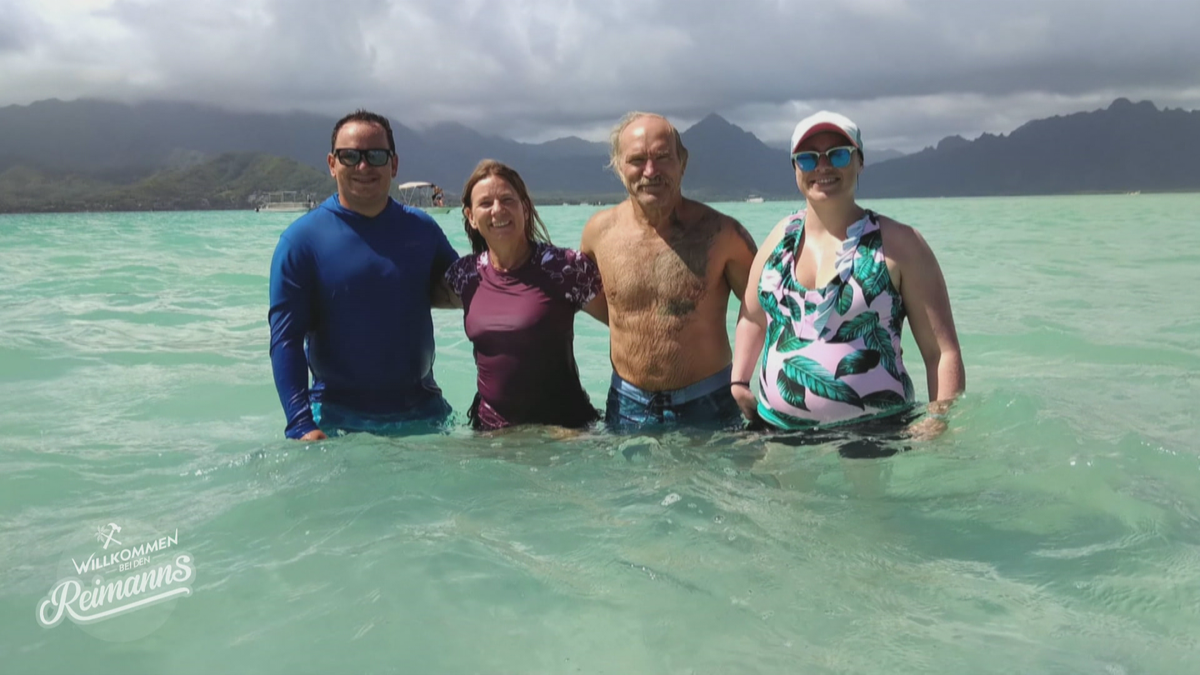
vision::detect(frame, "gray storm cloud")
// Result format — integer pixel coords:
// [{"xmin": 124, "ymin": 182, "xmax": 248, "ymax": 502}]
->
[
  {"xmin": 2, "ymin": 0, "xmax": 1198, "ymax": 151},
  {"xmin": 0, "ymin": 0, "xmax": 46, "ymax": 53}
]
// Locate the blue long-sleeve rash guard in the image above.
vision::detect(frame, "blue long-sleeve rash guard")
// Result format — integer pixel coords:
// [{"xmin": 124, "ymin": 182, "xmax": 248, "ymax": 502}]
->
[{"xmin": 268, "ymin": 195, "xmax": 459, "ymax": 438}]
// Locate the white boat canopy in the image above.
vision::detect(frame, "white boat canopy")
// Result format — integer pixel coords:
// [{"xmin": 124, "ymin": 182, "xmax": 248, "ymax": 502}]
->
[{"xmin": 397, "ymin": 181, "xmax": 437, "ymax": 190}]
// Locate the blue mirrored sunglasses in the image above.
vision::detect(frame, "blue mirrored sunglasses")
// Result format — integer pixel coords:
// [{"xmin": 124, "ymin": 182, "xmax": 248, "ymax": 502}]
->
[{"xmin": 791, "ymin": 146, "xmax": 856, "ymax": 172}]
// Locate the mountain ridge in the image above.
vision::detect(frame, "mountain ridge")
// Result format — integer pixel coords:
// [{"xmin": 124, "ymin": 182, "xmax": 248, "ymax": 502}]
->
[
  {"xmin": 0, "ymin": 97, "xmax": 1197, "ymax": 212},
  {"xmin": 864, "ymin": 97, "xmax": 1200, "ymax": 197}
]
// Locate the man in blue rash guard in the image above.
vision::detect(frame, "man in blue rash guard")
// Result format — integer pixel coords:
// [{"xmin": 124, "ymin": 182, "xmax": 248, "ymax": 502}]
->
[{"xmin": 268, "ymin": 110, "xmax": 460, "ymax": 440}]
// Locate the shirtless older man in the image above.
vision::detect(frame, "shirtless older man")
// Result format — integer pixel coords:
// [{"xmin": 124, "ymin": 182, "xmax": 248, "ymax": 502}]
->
[{"xmin": 580, "ymin": 112, "xmax": 758, "ymax": 429}]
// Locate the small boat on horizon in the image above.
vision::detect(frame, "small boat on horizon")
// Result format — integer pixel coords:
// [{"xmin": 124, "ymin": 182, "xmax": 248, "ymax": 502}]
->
[
  {"xmin": 397, "ymin": 181, "xmax": 455, "ymax": 215},
  {"xmin": 745, "ymin": 195, "xmax": 765, "ymax": 204},
  {"xmin": 256, "ymin": 190, "xmax": 316, "ymax": 213}
]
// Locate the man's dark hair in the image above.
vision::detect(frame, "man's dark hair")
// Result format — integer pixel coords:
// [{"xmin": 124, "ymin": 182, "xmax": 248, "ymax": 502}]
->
[{"xmin": 330, "ymin": 110, "xmax": 396, "ymax": 153}]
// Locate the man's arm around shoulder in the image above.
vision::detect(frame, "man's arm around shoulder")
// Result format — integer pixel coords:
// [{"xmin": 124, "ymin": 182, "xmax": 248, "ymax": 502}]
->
[
  {"xmin": 579, "ymin": 207, "xmax": 618, "ymax": 261},
  {"xmin": 427, "ymin": 214, "xmax": 462, "ymax": 310},
  {"xmin": 721, "ymin": 214, "xmax": 759, "ymax": 300}
]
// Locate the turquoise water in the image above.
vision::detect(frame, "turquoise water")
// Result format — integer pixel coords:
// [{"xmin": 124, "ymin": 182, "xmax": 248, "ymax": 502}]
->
[{"xmin": 1, "ymin": 195, "xmax": 1199, "ymax": 674}]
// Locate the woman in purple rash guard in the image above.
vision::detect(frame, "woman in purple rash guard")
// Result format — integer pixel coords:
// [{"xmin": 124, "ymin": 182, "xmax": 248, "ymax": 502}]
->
[{"xmin": 445, "ymin": 160, "xmax": 608, "ymax": 431}]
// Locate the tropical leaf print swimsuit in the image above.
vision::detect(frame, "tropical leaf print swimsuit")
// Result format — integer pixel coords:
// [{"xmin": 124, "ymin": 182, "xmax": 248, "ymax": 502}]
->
[{"xmin": 755, "ymin": 210, "xmax": 915, "ymax": 429}]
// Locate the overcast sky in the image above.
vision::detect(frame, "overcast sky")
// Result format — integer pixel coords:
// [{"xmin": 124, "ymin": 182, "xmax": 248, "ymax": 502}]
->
[{"xmin": 3, "ymin": 0, "xmax": 1199, "ymax": 152}]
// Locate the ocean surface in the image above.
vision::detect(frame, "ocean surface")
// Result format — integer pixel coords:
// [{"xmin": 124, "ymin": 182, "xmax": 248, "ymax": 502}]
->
[{"xmin": 1, "ymin": 194, "xmax": 1198, "ymax": 674}]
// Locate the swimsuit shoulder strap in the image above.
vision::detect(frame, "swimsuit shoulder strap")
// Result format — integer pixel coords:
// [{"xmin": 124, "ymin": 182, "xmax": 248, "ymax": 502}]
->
[
  {"xmin": 785, "ymin": 209, "xmax": 806, "ymax": 234},
  {"xmin": 783, "ymin": 210, "xmax": 806, "ymax": 255}
]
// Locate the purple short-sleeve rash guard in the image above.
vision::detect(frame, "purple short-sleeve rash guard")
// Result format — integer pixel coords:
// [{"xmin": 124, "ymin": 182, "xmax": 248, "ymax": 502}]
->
[{"xmin": 446, "ymin": 243, "xmax": 602, "ymax": 429}]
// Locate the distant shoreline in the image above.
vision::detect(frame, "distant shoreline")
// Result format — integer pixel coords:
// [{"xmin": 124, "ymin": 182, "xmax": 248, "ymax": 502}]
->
[{"xmin": 3, "ymin": 189, "xmax": 1197, "ymax": 216}]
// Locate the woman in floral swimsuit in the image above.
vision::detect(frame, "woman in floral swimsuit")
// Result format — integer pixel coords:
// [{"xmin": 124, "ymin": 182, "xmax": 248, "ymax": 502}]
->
[
  {"xmin": 446, "ymin": 160, "xmax": 607, "ymax": 431},
  {"xmin": 731, "ymin": 111, "xmax": 965, "ymax": 445}
]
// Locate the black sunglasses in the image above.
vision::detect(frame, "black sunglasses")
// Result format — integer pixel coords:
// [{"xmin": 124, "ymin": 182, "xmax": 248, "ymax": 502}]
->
[{"xmin": 333, "ymin": 148, "xmax": 393, "ymax": 167}]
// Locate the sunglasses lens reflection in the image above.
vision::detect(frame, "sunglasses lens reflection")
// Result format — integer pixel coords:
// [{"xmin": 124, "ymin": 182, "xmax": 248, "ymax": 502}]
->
[
  {"xmin": 793, "ymin": 147, "xmax": 854, "ymax": 171},
  {"xmin": 336, "ymin": 149, "xmax": 391, "ymax": 167},
  {"xmin": 796, "ymin": 153, "xmax": 818, "ymax": 171}
]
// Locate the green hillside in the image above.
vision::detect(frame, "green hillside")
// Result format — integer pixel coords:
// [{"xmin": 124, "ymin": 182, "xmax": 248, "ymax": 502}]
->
[{"xmin": 0, "ymin": 152, "xmax": 333, "ymax": 213}]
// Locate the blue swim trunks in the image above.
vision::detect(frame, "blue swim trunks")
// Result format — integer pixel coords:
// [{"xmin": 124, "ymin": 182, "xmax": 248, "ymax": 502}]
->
[
  {"xmin": 311, "ymin": 396, "xmax": 452, "ymax": 437},
  {"xmin": 605, "ymin": 365, "xmax": 744, "ymax": 431}
]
